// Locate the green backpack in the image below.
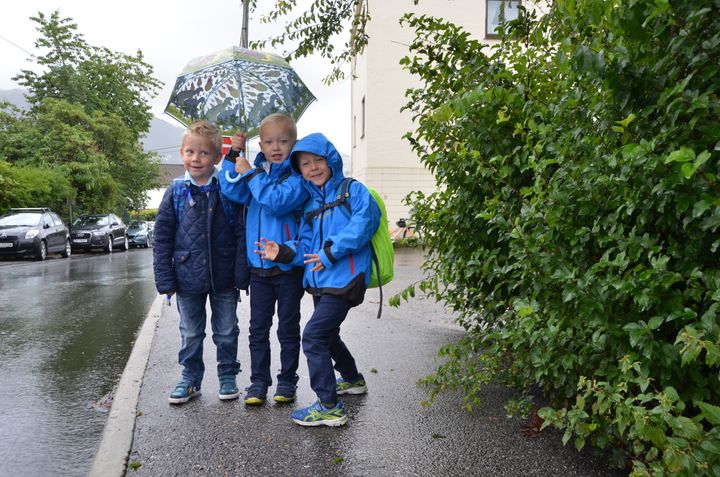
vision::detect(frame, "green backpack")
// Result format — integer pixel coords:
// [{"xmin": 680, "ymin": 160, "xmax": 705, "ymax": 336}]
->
[{"xmin": 305, "ymin": 177, "xmax": 394, "ymax": 317}]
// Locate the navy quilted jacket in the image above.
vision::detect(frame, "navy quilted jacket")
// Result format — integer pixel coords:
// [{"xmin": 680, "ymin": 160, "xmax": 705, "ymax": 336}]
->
[{"xmin": 153, "ymin": 178, "xmax": 250, "ymax": 295}]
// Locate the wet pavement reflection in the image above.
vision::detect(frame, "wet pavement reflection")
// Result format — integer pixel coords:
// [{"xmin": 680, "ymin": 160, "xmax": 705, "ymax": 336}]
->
[{"xmin": 0, "ymin": 250, "xmax": 157, "ymax": 476}]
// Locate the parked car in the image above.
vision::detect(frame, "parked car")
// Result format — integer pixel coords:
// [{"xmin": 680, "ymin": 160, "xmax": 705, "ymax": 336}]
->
[
  {"xmin": 70, "ymin": 214, "xmax": 128, "ymax": 253},
  {"xmin": 0, "ymin": 208, "xmax": 71, "ymax": 260},
  {"xmin": 126, "ymin": 220, "xmax": 153, "ymax": 248},
  {"xmin": 146, "ymin": 221, "xmax": 155, "ymax": 245}
]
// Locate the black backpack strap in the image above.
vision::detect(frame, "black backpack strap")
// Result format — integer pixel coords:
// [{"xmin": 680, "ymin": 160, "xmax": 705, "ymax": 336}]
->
[
  {"xmin": 372, "ymin": 245, "xmax": 382, "ymax": 319},
  {"xmin": 304, "ymin": 178, "xmax": 355, "ymax": 222}
]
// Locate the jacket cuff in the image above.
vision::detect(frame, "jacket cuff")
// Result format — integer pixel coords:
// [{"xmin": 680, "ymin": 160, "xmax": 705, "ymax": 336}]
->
[
  {"xmin": 318, "ymin": 249, "xmax": 334, "ymax": 269},
  {"xmin": 224, "ymin": 148, "xmax": 241, "ymax": 163},
  {"xmin": 275, "ymin": 244, "xmax": 296, "ymax": 264}
]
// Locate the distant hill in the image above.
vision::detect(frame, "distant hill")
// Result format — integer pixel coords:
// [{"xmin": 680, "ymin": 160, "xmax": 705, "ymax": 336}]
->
[
  {"xmin": 0, "ymin": 88, "xmax": 30, "ymax": 110},
  {"xmin": 0, "ymin": 88, "xmax": 184, "ymax": 164},
  {"xmin": 142, "ymin": 116, "xmax": 184, "ymax": 164}
]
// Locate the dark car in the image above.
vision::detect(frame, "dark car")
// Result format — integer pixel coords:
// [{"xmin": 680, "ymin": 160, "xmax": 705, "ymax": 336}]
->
[
  {"xmin": 0, "ymin": 208, "xmax": 71, "ymax": 260},
  {"xmin": 126, "ymin": 220, "xmax": 153, "ymax": 248},
  {"xmin": 70, "ymin": 214, "xmax": 128, "ymax": 253}
]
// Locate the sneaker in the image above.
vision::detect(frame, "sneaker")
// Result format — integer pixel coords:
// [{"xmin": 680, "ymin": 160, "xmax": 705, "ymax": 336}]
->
[
  {"xmin": 336, "ymin": 376, "xmax": 367, "ymax": 395},
  {"xmin": 168, "ymin": 381, "xmax": 201, "ymax": 404},
  {"xmin": 291, "ymin": 401, "xmax": 348, "ymax": 427},
  {"xmin": 273, "ymin": 382, "xmax": 297, "ymax": 403},
  {"xmin": 218, "ymin": 375, "xmax": 239, "ymax": 400},
  {"xmin": 244, "ymin": 382, "xmax": 268, "ymax": 405}
]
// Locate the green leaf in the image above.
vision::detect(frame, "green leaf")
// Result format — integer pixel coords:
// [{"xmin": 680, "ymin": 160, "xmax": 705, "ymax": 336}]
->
[
  {"xmin": 669, "ymin": 416, "xmax": 701, "ymax": 440},
  {"xmin": 665, "ymin": 147, "xmax": 695, "ymax": 164},
  {"xmin": 648, "ymin": 316, "xmax": 664, "ymax": 330},
  {"xmin": 698, "ymin": 402, "xmax": 720, "ymax": 425}
]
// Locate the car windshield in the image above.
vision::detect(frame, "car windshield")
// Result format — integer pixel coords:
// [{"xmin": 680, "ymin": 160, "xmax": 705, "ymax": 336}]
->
[
  {"xmin": 73, "ymin": 215, "xmax": 109, "ymax": 227},
  {"xmin": 128, "ymin": 221, "xmax": 145, "ymax": 229},
  {"xmin": 0, "ymin": 213, "xmax": 42, "ymax": 227}
]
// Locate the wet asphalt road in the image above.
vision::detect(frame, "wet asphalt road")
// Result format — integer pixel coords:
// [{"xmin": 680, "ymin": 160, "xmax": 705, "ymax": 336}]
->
[
  {"xmin": 128, "ymin": 249, "xmax": 625, "ymax": 477},
  {"xmin": 0, "ymin": 248, "xmax": 157, "ymax": 477}
]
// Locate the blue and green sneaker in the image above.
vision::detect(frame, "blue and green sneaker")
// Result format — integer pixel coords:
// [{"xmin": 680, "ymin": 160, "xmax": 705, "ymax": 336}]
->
[
  {"xmin": 336, "ymin": 376, "xmax": 367, "ymax": 395},
  {"xmin": 168, "ymin": 381, "xmax": 201, "ymax": 404},
  {"xmin": 291, "ymin": 401, "xmax": 348, "ymax": 427},
  {"xmin": 218, "ymin": 375, "xmax": 239, "ymax": 400}
]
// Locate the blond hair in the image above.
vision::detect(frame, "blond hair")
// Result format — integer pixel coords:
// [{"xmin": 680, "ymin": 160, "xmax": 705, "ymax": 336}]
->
[
  {"xmin": 259, "ymin": 113, "xmax": 297, "ymax": 142},
  {"xmin": 182, "ymin": 120, "xmax": 222, "ymax": 155}
]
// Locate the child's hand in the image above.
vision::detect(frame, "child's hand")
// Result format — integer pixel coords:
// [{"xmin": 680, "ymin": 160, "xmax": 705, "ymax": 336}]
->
[
  {"xmin": 235, "ymin": 157, "xmax": 252, "ymax": 174},
  {"xmin": 255, "ymin": 237, "xmax": 279, "ymax": 261},
  {"xmin": 231, "ymin": 131, "xmax": 247, "ymax": 152},
  {"xmin": 304, "ymin": 253, "xmax": 324, "ymax": 272}
]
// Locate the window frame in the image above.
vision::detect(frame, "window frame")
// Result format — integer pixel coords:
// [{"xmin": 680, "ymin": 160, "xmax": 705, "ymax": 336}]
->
[{"xmin": 485, "ymin": 0, "xmax": 522, "ymax": 39}]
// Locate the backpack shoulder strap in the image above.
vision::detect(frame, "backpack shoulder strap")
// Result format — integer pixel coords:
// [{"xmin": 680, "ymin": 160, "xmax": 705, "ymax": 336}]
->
[
  {"xmin": 304, "ymin": 177, "xmax": 355, "ymax": 223},
  {"xmin": 172, "ymin": 179, "xmax": 188, "ymax": 228},
  {"xmin": 218, "ymin": 192, "xmax": 237, "ymax": 228}
]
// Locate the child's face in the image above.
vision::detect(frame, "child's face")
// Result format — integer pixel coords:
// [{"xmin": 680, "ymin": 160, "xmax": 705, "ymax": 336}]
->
[
  {"xmin": 296, "ymin": 152, "xmax": 331, "ymax": 187},
  {"xmin": 258, "ymin": 121, "xmax": 294, "ymax": 164},
  {"xmin": 180, "ymin": 133, "xmax": 220, "ymax": 185}
]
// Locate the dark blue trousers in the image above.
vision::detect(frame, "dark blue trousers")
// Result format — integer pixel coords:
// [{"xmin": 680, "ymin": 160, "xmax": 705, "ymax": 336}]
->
[
  {"xmin": 248, "ymin": 273, "xmax": 304, "ymax": 387},
  {"xmin": 303, "ymin": 294, "xmax": 362, "ymax": 404}
]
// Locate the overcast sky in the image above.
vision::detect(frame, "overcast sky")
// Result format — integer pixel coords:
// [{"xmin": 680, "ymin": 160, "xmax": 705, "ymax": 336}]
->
[{"xmin": 0, "ymin": 0, "xmax": 352, "ymax": 152}]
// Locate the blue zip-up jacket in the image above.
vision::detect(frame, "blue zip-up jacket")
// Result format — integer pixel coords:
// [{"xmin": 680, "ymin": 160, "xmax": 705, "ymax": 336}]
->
[
  {"xmin": 153, "ymin": 175, "xmax": 250, "ymax": 295},
  {"xmin": 219, "ymin": 151, "xmax": 308, "ymax": 276},
  {"xmin": 280, "ymin": 133, "xmax": 381, "ymax": 305}
]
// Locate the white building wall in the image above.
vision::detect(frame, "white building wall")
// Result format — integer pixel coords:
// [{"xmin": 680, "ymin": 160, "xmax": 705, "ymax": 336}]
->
[{"xmin": 350, "ymin": 0, "xmax": 490, "ymax": 227}]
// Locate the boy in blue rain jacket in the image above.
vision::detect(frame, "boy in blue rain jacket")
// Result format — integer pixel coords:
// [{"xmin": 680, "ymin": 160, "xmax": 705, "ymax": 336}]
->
[
  {"xmin": 219, "ymin": 113, "xmax": 308, "ymax": 404},
  {"xmin": 256, "ymin": 132, "xmax": 381, "ymax": 426},
  {"xmin": 153, "ymin": 120, "xmax": 250, "ymax": 404}
]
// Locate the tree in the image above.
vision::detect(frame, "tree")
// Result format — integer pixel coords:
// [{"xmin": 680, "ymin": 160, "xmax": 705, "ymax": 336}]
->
[
  {"xmin": 14, "ymin": 10, "xmax": 161, "ymax": 141},
  {"xmin": 252, "ymin": 0, "xmax": 370, "ymax": 83},
  {"xmin": 264, "ymin": 1, "xmax": 720, "ymax": 474},
  {"xmin": 1, "ymin": 11, "xmax": 162, "ymax": 214}
]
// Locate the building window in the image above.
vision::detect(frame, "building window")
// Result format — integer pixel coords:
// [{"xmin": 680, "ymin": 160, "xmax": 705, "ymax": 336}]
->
[
  {"xmin": 486, "ymin": 0, "xmax": 521, "ymax": 38},
  {"xmin": 352, "ymin": 115, "xmax": 357, "ymax": 148},
  {"xmin": 361, "ymin": 96, "xmax": 366, "ymax": 139}
]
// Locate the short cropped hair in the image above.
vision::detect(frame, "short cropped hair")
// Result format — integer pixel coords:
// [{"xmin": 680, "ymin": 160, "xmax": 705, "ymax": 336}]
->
[
  {"xmin": 182, "ymin": 120, "xmax": 222, "ymax": 155},
  {"xmin": 259, "ymin": 113, "xmax": 297, "ymax": 142}
]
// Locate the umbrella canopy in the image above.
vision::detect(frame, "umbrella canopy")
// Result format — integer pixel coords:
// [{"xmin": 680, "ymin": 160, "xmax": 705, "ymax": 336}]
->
[{"xmin": 165, "ymin": 46, "xmax": 316, "ymax": 138}]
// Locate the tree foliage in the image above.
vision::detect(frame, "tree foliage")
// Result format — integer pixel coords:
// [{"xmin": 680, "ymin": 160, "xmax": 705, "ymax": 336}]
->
[
  {"xmin": 395, "ymin": 1, "xmax": 720, "ymax": 474},
  {"xmin": 0, "ymin": 11, "xmax": 161, "ymax": 217},
  {"xmin": 264, "ymin": 0, "xmax": 720, "ymax": 474},
  {"xmin": 252, "ymin": 0, "xmax": 370, "ymax": 83}
]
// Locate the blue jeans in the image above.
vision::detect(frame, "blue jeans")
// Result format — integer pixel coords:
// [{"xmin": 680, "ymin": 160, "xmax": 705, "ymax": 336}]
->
[
  {"xmin": 303, "ymin": 294, "xmax": 362, "ymax": 404},
  {"xmin": 248, "ymin": 273, "xmax": 304, "ymax": 386},
  {"xmin": 176, "ymin": 289, "xmax": 240, "ymax": 387}
]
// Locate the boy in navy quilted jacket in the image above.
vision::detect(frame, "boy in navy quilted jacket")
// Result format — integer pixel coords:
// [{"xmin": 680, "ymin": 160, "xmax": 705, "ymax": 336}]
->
[
  {"xmin": 219, "ymin": 113, "xmax": 308, "ymax": 405},
  {"xmin": 153, "ymin": 120, "xmax": 250, "ymax": 405},
  {"xmin": 256, "ymin": 133, "xmax": 381, "ymax": 427}
]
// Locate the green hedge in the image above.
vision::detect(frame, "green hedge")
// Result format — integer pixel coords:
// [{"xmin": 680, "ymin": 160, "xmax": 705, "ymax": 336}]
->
[{"xmin": 396, "ymin": 1, "xmax": 720, "ymax": 474}]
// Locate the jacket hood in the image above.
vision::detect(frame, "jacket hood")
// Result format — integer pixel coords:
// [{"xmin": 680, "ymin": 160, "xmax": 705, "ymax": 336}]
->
[{"xmin": 289, "ymin": 133, "xmax": 344, "ymax": 187}]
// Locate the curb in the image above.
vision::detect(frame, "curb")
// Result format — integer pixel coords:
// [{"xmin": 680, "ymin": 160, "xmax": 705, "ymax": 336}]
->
[{"xmin": 88, "ymin": 294, "xmax": 164, "ymax": 477}]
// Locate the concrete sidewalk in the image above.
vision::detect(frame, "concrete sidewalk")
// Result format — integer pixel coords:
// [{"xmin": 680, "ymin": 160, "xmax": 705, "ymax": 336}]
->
[{"xmin": 92, "ymin": 249, "xmax": 624, "ymax": 477}]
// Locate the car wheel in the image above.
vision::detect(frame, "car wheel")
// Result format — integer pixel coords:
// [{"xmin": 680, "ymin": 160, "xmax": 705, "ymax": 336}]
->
[
  {"xmin": 61, "ymin": 238, "xmax": 71, "ymax": 258},
  {"xmin": 36, "ymin": 240, "xmax": 47, "ymax": 261},
  {"xmin": 103, "ymin": 235, "xmax": 113, "ymax": 254},
  {"xmin": 119, "ymin": 235, "xmax": 129, "ymax": 251}
]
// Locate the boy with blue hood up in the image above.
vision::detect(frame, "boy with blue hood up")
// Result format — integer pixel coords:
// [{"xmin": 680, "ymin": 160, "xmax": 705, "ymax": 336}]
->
[
  {"xmin": 256, "ymin": 132, "xmax": 381, "ymax": 426},
  {"xmin": 220, "ymin": 113, "xmax": 308, "ymax": 405}
]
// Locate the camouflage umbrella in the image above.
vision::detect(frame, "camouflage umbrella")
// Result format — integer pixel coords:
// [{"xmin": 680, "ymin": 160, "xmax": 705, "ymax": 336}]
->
[{"xmin": 164, "ymin": 46, "xmax": 316, "ymax": 138}]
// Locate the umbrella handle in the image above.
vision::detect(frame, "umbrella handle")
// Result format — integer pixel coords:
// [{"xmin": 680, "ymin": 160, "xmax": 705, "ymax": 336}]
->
[{"xmin": 225, "ymin": 170, "xmax": 243, "ymax": 184}]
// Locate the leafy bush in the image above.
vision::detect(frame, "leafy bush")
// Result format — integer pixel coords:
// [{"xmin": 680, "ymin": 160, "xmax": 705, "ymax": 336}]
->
[
  {"xmin": 398, "ymin": 1, "xmax": 720, "ymax": 474},
  {"xmin": 132, "ymin": 208, "xmax": 157, "ymax": 222}
]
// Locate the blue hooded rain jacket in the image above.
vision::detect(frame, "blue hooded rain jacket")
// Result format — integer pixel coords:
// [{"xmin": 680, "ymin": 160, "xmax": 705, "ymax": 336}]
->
[
  {"xmin": 281, "ymin": 133, "xmax": 381, "ymax": 306},
  {"xmin": 219, "ymin": 151, "xmax": 308, "ymax": 276}
]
